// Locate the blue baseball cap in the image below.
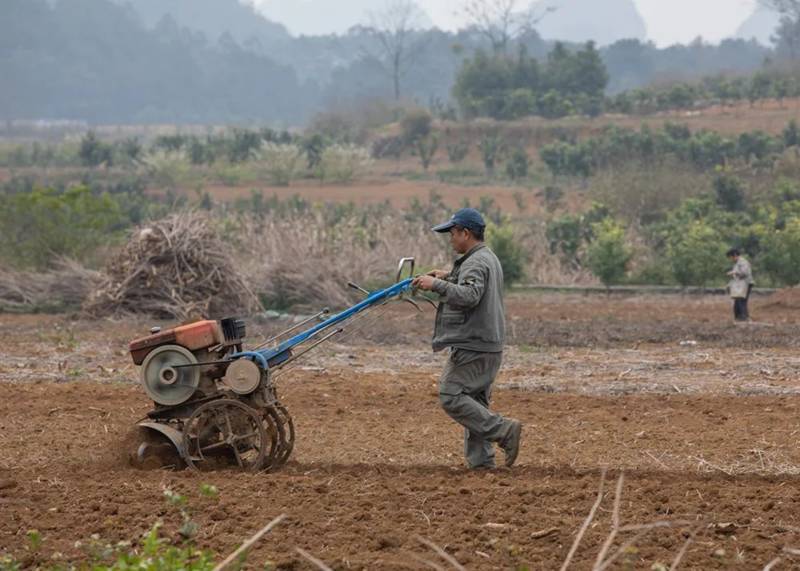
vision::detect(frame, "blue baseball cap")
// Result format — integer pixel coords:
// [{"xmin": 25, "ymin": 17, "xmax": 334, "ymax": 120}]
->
[{"xmin": 432, "ymin": 208, "xmax": 486, "ymax": 234}]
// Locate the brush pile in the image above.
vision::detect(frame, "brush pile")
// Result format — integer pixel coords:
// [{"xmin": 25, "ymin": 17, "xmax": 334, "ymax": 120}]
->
[{"xmin": 84, "ymin": 213, "xmax": 260, "ymax": 319}]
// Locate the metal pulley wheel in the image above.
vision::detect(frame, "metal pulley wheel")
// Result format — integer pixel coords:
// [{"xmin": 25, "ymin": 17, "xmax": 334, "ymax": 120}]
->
[
  {"xmin": 141, "ymin": 345, "xmax": 200, "ymax": 406},
  {"xmin": 222, "ymin": 359, "xmax": 262, "ymax": 395},
  {"xmin": 182, "ymin": 399, "xmax": 273, "ymax": 472}
]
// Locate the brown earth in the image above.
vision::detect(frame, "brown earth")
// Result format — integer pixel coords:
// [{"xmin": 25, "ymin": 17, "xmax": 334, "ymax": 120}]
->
[{"xmin": 2, "ymin": 293, "xmax": 800, "ymax": 570}]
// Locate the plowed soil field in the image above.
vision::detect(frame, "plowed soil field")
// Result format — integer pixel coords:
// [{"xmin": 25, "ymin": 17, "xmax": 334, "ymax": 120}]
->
[{"xmin": 2, "ymin": 293, "xmax": 800, "ymax": 570}]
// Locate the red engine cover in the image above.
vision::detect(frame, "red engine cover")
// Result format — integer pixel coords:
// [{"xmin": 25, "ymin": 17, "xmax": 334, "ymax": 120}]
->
[{"xmin": 129, "ymin": 320, "xmax": 222, "ymax": 365}]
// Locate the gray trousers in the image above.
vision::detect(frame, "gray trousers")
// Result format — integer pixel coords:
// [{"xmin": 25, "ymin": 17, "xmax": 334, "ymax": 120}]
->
[{"xmin": 438, "ymin": 348, "xmax": 511, "ymax": 468}]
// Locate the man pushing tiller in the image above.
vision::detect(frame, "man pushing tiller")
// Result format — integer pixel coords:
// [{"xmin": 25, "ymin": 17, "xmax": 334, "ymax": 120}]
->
[
  {"xmin": 413, "ymin": 208, "xmax": 522, "ymax": 470},
  {"xmin": 126, "ymin": 207, "xmax": 519, "ymax": 473}
]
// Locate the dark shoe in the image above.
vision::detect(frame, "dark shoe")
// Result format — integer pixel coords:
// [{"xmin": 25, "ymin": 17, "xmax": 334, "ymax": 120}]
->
[
  {"xmin": 501, "ymin": 420, "xmax": 522, "ymax": 467},
  {"xmin": 470, "ymin": 463, "xmax": 496, "ymax": 471}
]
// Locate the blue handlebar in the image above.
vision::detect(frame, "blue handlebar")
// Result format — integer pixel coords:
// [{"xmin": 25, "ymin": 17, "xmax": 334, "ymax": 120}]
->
[{"xmin": 231, "ymin": 278, "xmax": 415, "ymax": 369}]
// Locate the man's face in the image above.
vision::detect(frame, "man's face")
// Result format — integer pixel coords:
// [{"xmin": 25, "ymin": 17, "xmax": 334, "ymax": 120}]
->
[{"xmin": 449, "ymin": 226, "xmax": 471, "ymax": 254}]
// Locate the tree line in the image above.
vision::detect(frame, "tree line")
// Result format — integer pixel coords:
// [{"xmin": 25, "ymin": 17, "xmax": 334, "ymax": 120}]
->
[
  {"xmin": 0, "ymin": 0, "xmax": 790, "ymax": 125},
  {"xmin": 540, "ymin": 121, "xmax": 800, "ymax": 178}
]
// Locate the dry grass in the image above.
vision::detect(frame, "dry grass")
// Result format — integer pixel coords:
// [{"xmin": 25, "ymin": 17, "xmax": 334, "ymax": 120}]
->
[
  {"xmin": 0, "ymin": 259, "xmax": 100, "ymax": 313},
  {"xmin": 692, "ymin": 447, "xmax": 800, "ymax": 477},
  {"xmin": 587, "ymin": 160, "xmax": 709, "ymax": 225},
  {"xmin": 1, "ymin": 206, "xmax": 593, "ymax": 318},
  {"xmin": 234, "ymin": 211, "xmax": 452, "ymax": 310},
  {"xmin": 519, "ymin": 222, "xmax": 597, "ymax": 285}
]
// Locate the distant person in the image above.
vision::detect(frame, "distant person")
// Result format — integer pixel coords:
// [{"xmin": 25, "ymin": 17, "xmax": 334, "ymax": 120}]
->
[
  {"xmin": 412, "ymin": 208, "xmax": 522, "ymax": 470},
  {"xmin": 726, "ymin": 248, "xmax": 754, "ymax": 322}
]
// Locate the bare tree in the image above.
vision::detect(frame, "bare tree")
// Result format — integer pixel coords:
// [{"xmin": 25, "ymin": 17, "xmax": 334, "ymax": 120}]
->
[
  {"xmin": 461, "ymin": 0, "xmax": 555, "ymax": 55},
  {"xmin": 364, "ymin": 0, "xmax": 427, "ymax": 101}
]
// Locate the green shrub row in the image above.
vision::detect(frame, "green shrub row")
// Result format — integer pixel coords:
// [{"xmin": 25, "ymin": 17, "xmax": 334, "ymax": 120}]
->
[{"xmin": 540, "ymin": 121, "xmax": 800, "ymax": 178}]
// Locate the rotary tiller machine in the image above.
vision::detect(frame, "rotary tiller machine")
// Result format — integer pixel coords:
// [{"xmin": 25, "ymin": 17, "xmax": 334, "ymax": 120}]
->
[{"xmin": 129, "ymin": 258, "xmax": 426, "ymax": 472}]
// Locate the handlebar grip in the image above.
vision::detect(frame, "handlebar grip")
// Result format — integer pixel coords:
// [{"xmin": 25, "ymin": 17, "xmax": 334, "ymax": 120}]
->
[{"xmin": 395, "ymin": 257, "xmax": 415, "ymax": 282}]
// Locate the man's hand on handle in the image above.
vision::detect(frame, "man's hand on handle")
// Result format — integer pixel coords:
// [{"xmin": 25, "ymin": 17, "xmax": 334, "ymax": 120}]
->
[
  {"xmin": 412, "ymin": 269, "xmax": 448, "ymax": 291},
  {"xmin": 427, "ymin": 269, "xmax": 449, "ymax": 279},
  {"xmin": 412, "ymin": 274, "xmax": 437, "ymax": 291}
]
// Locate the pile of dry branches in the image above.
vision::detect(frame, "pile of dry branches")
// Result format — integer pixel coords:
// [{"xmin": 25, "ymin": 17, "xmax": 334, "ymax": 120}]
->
[
  {"xmin": 84, "ymin": 213, "xmax": 260, "ymax": 320},
  {"xmin": 0, "ymin": 259, "xmax": 100, "ymax": 313}
]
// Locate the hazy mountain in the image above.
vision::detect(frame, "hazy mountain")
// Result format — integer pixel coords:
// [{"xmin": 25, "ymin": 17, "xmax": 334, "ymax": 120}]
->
[
  {"xmin": 113, "ymin": 0, "xmax": 289, "ymax": 46},
  {"xmin": 259, "ymin": 0, "xmax": 373, "ymax": 36},
  {"xmin": 2, "ymin": 0, "xmax": 771, "ymax": 125},
  {"xmin": 736, "ymin": 4, "xmax": 780, "ymax": 45},
  {"xmin": 259, "ymin": 0, "xmax": 642, "ymax": 44},
  {"xmin": 257, "ymin": 0, "xmax": 433, "ymax": 37},
  {"xmin": 3, "ymin": 0, "xmax": 309, "ymax": 124},
  {"xmin": 535, "ymin": 0, "xmax": 647, "ymax": 45}
]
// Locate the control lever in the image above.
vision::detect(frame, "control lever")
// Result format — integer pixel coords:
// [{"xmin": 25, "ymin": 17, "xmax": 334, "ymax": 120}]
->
[{"xmin": 347, "ymin": 282, "xmax": 370, "ymax": 296}]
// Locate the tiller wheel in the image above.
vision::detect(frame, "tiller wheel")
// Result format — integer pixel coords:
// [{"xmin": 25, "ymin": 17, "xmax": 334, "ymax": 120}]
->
[
  {"xmin": 182, "ymin": 399, "xmax": 272, "ymax": 472},
  {"xmin": 266, "ymin": 404, "xmax": 295, "ymax": 469}
]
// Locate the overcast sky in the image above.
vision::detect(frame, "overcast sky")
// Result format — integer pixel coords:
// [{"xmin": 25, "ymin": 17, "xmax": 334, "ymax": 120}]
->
[{"xmin": 255, "ymin": 0, "xmax": 761, "ymax": 47}]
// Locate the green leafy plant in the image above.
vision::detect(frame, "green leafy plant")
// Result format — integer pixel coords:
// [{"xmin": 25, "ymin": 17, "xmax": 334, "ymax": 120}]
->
[
  {"xmin": 0, "ymin": 185, "xmax": 125, "ymax": 269},
  {"xmin": 255, "ymin": 143, "xmax": 304, "ymax": 186},
  {"xmin": 0, "ymin": 554, "xmax": 21, "ymax": 571},
  {"xmin": 228, "ymin": 129, "xmax": 263, "ymax": 163},
  {"xmin": 299, "ymin": 133, "xmax": 329, "ymax": 169},
  {"xmin": 140, "ymin": 149, "xmax": 194, "ymax": 189},
  {"xmin": 199, "ymin": 484, "xmax": 219, "ymax": 499},
  {"xmin": 666, "ymin": 220, "xmax": 728, "ymax": 286},
  {"xmin": 26, "ymin": 530, "xmax": 42, "ymax": 552},
  {"xmin": 446, "ymin": 140, "xmax": 469, "ymax": 163},
  {"xmin": 505, "ymin": 147, "xmax": 530, "ymax": 180},
  {"xmin": 713, "ymin": 174, "xmax": 746, "ymax": 212},
  {"xmin": 760, "ymin": 217, "xmax": 800, "ymax": 286},
  {"xmin": 163, "ymin": 488, "xmax": 198, "ymax": 540},
  {"xmin": 478, "ymin": 134, "xmax": 505, "ymax": 176},
  {"xmin": 415, "ymin": 135, "xmax": 439, "ymax": 171},
  {"xmin": 400, "ymin": 108, "xmax": 432, "ymax": 144},
  {"xmin": 103, "ymin": 522, "xmax": 215, "ymax": 570},
  {"xmin": 486, "ymin": 221, "xmax": 526, "ymax": 286},
  {"xmin": 585, "ymin": 218, "xmax": 633, "ymax": 286},
  {"xmin": 317, "ymin": 144, "xmax": 372, "ymax": 183},
  {"xmin": 79, "ymin": 131, "xmax": 113, "ymax": 168}
]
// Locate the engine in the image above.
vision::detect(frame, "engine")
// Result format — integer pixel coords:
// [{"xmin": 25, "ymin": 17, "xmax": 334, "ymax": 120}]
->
[{"xmin": 129, "ymin": 317, "xmax": 256, "ymax": 406}]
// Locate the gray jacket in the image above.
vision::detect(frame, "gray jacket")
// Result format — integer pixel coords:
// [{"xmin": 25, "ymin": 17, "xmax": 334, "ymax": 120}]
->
[
  {"xmin": 729, "ymin": 257, "xmax": 754, "ymax": 298},
  {"xmin": 431, "ymin": 243, "xmax": 505, "ymax": 353},
  {"xmin": 732, "ymin": 258, "xmax": 754, "ymax": 285}
]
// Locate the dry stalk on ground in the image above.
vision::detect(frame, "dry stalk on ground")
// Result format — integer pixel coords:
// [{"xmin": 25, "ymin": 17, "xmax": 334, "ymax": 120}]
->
[
  {"xmin": 560, "ymin": 469, "xmax": 607, "ymax": 571},
  {"xmin": 522, "ymin": 222, "xmax": 596, "ymax": 285},
  {"xmin": 213, "ymin": 514, "xmax": 285, "ymax": 571},
  {"xmin": 560, "ymin": 471, "xmax": 698, "ymax": 571},
  {"xmin": 692, "ymin": 449, "xmax": 800, "ymax": 477},
  {"xmin": 0, "ymin": 259, "xmax": 100, "ymax": 313},
  {"xmin": 295, "ymin": 547, "xmax": 334, "ymax": 571},
  {"xmin": 415, "ymin": 535, "xmax": 467, "ymax": 571},
  {"xmin": 84, "ymin": 212, "xmax": 260, "ymax": 319}
]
